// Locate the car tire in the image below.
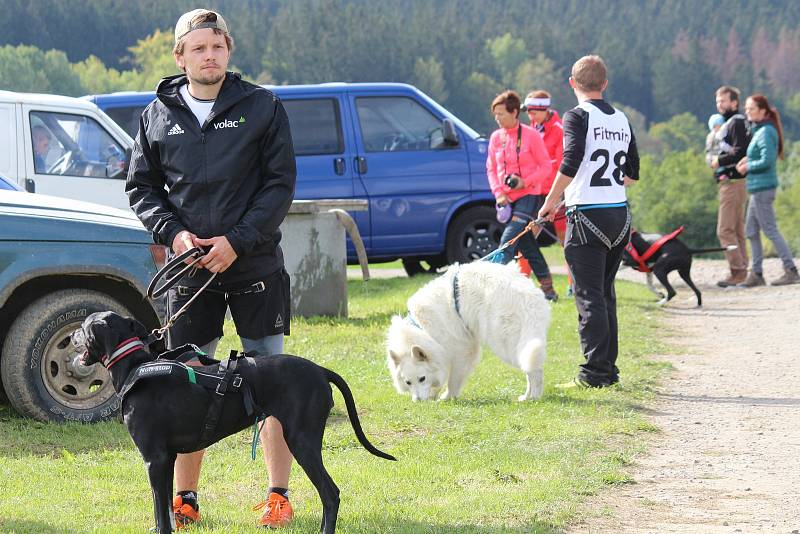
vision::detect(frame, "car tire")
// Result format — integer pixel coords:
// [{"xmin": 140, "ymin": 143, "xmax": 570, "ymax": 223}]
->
[
  {"xmin": 1, "ymin": 289, "xmax": 132, "ymax": 423},
  {"xmin": 445, "ymin": 206, "xmax": 504, "ymax": 264}
]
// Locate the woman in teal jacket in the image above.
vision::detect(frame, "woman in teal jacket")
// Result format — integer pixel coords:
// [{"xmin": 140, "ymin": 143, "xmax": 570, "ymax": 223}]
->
[{"xmin": 735, "ymin": 94, "xmax": 799, "ymax": 286}]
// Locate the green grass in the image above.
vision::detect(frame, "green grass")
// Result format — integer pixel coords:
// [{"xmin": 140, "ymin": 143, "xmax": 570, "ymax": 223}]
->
[{"xmin": 0, "ymin": 274, "xmax": 669, "ymax": 533}]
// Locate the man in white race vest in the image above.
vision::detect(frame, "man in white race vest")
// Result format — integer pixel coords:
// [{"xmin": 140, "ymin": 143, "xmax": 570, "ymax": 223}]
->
[{"xmin": 539, "ymin": 55, "xmax": 639, "ymax": 388}]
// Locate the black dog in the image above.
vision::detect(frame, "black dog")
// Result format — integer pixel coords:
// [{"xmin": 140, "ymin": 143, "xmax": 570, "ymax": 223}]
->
[
  {"xmin": 74, "ymin": 311, "xmax": 395, "ymax": 534},
  {"xmin": 622, "ymin": 229, "xmax": 733, "ymax": 307}
]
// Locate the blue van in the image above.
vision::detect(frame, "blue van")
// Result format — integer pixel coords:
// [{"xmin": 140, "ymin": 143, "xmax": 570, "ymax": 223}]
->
[{"xmin": 85, "ymin": 83, "xmax": 500, "ymax": 274}]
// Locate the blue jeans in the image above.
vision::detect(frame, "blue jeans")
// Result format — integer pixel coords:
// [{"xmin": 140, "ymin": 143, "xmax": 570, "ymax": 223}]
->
[
  {"xmin": 499, "ymin": 194, "xmax": 550, "ymax": 278},
  {"xmin": 198, "ymin": 334, "xmax": 285, "ymax": 358}
]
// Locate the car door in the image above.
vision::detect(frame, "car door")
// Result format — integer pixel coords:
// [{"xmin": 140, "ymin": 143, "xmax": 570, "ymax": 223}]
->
[
  {"xmin": 346, "ymin": 90, "xmax": 470, "ymax": 257},
  {"xmin": 280, "ymin": 93, "xmax": 370, "ymax": 251},
  {"xmin": 22, "ymin": 106, "xmax": 131, "ymax": 209}
]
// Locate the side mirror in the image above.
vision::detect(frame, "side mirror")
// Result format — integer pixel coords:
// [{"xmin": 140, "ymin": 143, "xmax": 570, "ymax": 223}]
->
[{"xmin": 442, "ymin": 119, "xmax": 459, "ymax": 146}]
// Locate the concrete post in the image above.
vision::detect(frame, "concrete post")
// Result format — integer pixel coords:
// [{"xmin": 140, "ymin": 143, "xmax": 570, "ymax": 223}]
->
[{"xmin": 279, "ymin": 200, "xmax": 368, "ymax": 318}]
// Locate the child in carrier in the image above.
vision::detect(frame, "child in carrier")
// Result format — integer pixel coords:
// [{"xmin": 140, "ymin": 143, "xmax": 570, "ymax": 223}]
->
[{"xmin": 705, "ymin": 113, "xmax": 734, "ymax": 182}]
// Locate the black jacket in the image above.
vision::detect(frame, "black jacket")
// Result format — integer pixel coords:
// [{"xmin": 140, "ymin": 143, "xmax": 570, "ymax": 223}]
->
[
  {"xmin": 126, "ymin": 72, "xmax": 296, "ymax": 287},
  {"xmin": 716, "ymin": 110, "xmax": 750, "ymax": 179}
]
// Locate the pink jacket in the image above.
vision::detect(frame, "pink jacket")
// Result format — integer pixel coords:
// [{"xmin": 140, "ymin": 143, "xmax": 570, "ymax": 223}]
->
[{"xmin": 486, "ymin": 122, "xmax": 551, "ymax": 202}]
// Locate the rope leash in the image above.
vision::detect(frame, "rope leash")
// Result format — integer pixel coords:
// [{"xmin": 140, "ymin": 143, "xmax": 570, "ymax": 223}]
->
[
  {"xmin": 482, "ymin": 202, "xmax": 565, "ymax": 262},
  {"xmin": 146, "ymin": 247, "xmax": 218, "ymax": 342}
]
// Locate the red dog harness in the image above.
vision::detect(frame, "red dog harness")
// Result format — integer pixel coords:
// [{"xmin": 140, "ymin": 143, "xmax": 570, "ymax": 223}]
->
[{"xmin": 625, "ymin": 226, "xmax": 685, "ymax": 273}]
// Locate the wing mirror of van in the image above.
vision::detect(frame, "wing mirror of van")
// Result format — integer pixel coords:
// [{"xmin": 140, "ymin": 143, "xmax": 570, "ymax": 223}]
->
[
  {"xmin": 442, "ymin": 119, "xmax": 459, "ymax": 146},
  {"xmin": 429, "ymin": 119, "xmax": 460, "ymax": 149}
]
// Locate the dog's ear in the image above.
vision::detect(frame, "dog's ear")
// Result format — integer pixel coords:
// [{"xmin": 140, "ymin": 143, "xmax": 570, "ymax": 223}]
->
[
  {"xmin": 411, "ymin": 345, "xmax": 428, "ymax": 362},
  {"xmin": 84, "ymin": 316, "xmax": 117, "ymax": 365},
  {"xmin": 126, "ymin": 316, "xmax": 149, "ymax": 339},
  {"xmin": 388, "ymin": 350, "xmax": 402, "ymax": 365}
]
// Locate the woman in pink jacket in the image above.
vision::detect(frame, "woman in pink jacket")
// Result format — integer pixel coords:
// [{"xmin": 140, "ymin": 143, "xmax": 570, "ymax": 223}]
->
[{"xmin": 486, "ymin": 90, "xmax": 558, "ymax": 300}]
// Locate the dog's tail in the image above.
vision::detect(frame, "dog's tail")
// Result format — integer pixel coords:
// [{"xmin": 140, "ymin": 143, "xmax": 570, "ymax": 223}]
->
[
  {"xmin": 688, "ymin": 245, "xmax": 737, "ymax": 255},
  {"xmin": 519, "ymin": 338, "xmax": 546, "ymax": 374},
  {"xmin": 325, "ymin": 369, "xmax": 397, "ymax": 461}
]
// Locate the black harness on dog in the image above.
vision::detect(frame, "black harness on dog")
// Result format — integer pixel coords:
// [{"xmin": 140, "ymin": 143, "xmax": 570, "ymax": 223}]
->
[{"xmin": 116, "ymin": 343, "xmax": 266, "ymax": 445}]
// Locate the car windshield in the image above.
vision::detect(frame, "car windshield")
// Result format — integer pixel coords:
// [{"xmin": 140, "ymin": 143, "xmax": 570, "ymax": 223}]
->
[{"xmin": 0, "ymin": 174, "xmax": 23, "ymax": 191}]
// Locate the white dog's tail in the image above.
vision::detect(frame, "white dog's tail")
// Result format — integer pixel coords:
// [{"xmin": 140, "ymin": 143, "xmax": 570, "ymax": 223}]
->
[{"xmin": 519, "ymin": 338, "xmax": 546, "ymax": 374}]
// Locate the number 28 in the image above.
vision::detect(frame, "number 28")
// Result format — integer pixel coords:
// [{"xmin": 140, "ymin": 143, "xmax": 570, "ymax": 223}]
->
[{"xmin": 590, "ymin": 149, "xmax": 627, "ymax": 186}]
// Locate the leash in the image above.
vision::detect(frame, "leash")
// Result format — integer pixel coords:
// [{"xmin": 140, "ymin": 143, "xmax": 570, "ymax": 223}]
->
[
  {"xmin": 482, "ymin": 201, "xmax": 565, "ymax": 263},
  {"xmin": 145, "ymin": 247, "xmax": 218, "ymax": 343}
]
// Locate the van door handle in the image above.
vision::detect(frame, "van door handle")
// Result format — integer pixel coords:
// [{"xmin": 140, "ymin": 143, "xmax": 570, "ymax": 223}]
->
[
  {"xmin": 333, "ymin": 157, "xmax": 345, "ymax": 175},
  {"xmin": 25, "ymin": 179, "xmax": 36, "ymax": 193},
  {"xmin": 354, "ymin": 156, "xmax": 367, "ymax": 174}
]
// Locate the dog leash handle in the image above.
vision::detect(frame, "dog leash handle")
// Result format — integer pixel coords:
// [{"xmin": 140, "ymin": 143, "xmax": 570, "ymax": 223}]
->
[{"xmin": 147, "ymin": 247, "xmax": 207, "ymax": 299}]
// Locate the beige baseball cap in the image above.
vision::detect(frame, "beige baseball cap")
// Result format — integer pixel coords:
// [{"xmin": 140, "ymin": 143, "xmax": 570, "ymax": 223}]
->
[{"xmin": 174, "ymin": 9, "xmax": 229, "ymax": 43}]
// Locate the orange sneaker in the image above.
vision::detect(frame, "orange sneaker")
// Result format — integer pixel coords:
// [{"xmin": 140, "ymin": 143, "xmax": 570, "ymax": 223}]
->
[
  {"xmin": 254, "ymin": 492, "xmax": 294, "ymax": 528},
  {"xmin": 172, "ymin": 495, "xmax": 201, "ymax": 529}
]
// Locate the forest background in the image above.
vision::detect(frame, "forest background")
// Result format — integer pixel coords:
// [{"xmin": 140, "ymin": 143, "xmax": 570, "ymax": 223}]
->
[{"xmin": 1, "ymin": 0, "xmax": 798, "ymax": 250}]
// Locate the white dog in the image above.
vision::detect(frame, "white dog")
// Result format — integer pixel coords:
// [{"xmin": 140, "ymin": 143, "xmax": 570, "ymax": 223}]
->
[{"xmin": 386, "ymin": 261, "xmax": 551, "ymax": 401}]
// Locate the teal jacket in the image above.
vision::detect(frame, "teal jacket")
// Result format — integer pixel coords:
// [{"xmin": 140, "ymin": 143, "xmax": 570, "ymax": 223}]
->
[{"xmin": 746, "ymin": 122, "xmax": 779, "ymax": 193}]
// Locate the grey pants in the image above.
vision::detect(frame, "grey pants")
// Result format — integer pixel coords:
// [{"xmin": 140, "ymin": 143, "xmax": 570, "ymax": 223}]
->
[
  {"xmin": 745, "ymin": 188, "xmax": 796, "ymax": 274},
  {"xmin": 199, "ymin": 334, "xmax": 285, "ymax": 358}
]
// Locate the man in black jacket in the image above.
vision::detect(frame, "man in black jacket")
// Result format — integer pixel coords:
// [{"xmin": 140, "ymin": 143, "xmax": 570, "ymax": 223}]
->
[
  {"xmin": 710, "ymin": 85, "xmax": 750, "ymax": 287},
  {"xmin": 126, "ymin": 8, "xmax": 297, "ymax": 529}
]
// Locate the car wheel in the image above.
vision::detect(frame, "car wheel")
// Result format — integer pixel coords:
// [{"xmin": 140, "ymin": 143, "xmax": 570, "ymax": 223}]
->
[
  {"xmin": 1, "ymin": 289, "xmax": 132, "ymax": 423},
  {"xmin": 445, "ymin": 206, "xmax": 504, "ymax": 264}
]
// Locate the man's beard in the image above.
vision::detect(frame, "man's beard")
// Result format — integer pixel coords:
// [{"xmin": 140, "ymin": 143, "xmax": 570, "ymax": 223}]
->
[{"xmin": 189, "ymin": 68, "xmax": 225, "ymax": 86}]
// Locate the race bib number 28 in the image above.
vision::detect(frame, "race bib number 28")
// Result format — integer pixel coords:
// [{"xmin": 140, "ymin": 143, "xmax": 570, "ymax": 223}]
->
[{"xmin": 589, "ymin": 148, "xmax": 627, "ymax": 187}]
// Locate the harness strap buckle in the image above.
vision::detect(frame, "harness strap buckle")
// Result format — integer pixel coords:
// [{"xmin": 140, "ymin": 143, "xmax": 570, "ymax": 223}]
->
[{"xmin": 232, "ymin": 375, "xmax": 242, "ymax": 388}]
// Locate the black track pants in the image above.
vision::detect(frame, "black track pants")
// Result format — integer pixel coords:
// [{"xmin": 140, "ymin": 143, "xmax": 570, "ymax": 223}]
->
[{"xmin": 564, "ymin": 206, "xmax": 630, "ymax": 385}]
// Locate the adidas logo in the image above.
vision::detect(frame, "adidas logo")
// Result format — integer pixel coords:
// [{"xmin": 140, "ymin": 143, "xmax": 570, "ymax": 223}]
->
[
  {"xmin": 168, "ymin": 123, "xmax": 185, "ymax": 136},
  {"xmin": 274, "ymin": 313, "xmax": 284, "ymax": 329}
]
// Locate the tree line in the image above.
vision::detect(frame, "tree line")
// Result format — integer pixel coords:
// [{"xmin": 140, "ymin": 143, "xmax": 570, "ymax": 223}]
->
[{"xmin": 1, "ymin": 0, "xmax": 798, "ymax": 250}]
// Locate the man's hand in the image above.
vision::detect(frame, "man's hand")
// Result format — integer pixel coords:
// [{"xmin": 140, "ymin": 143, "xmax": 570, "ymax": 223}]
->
[
  {"xmin": 623, "ymin": 176, "xmax": 635, "ymax": 187},
  {"xmin": 710, "ymin": 156, "xmax": 720, "ymax": 170},
  {"xmin": 496, "ymin": 193, "xmax": 509, "ymax": 206},
  {"xmin": 195, "ymin": 236, "xmax": 238, "ymax": 273},
  {"xmin": 172, "ymin": 230, "xmax": 198, "ymax": 263}
]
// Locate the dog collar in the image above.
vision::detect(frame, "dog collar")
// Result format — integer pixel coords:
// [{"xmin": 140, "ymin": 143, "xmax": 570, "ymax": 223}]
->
[
  {"xmin": 104, "ymin": 338, "xmax": 145, "ymax": 369},
  {"xmin": 405, "ymin": 313, "xmax": 421, "ymax": 329},
  {"xmin": 452, "ymin": 268, "xmax": 462, "ymax": 319}
]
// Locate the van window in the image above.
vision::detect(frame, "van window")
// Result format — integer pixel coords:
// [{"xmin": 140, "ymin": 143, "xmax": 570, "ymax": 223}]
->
[
  {"xmin": 356, "ymin": 97, "xmax": 442, "ymax": 152},
  {"xmin": 30, "ymin": 111, "xmax": 126, "ymax": 178},
  {"xmin": 282, "ymin": 99, "xmax": 343, "ymax": 156},
  {"xmin": 105, "ymin": 105, "xmax": 148, "ymax": 138}
]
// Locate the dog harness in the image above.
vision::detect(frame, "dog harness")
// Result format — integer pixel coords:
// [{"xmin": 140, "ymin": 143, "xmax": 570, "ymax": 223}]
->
[
  {"xmin": 114, "ymin": 343, "xmax": 266, "ymax": 445},
  {"xmin": 405, "ymin": 266, "xmax": 464, "ymax": 329},
  {"xmin": 625, "ymin": 226, "xmax": 685, "ymax": 273}
]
